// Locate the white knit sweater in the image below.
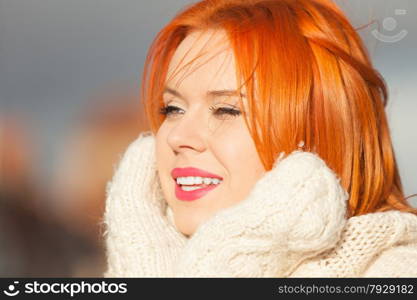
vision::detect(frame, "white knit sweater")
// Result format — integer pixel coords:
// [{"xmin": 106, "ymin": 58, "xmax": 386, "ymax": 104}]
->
[{"xmin": 103, "ymin": 131, "xmax": 417, "ymax": 277}]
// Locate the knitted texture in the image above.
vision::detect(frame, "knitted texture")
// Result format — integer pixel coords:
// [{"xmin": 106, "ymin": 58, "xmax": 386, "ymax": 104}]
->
[
  {"xmin": 103, "ymin": 132, "xmax": 417, "ymax": 277},
  {"xmin": 289, "ymin": 210, "xmax": 417, "ymax": 277},
  {"xmin": 173, "ymin": 147, "xmax": 348, "ymax": 277},
  {"xmin": 103, "ymin": 132, "xmax": 187, "ymax": 277}
]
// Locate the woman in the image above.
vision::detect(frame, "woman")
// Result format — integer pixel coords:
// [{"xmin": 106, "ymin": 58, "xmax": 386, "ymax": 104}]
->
[{"xmin": 103, "ymin": 0, "xmax": 417, "ymax": 277}]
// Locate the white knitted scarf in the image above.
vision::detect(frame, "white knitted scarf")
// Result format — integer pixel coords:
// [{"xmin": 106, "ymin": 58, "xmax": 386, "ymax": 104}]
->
[{"xmin": 103, "ymin": 131, "xmax": 417, "ymax": 277}]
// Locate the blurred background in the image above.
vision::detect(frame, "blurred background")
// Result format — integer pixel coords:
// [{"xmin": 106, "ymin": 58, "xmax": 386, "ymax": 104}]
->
[{"xmin": 1, "ymin": 0, "xmax": 416, "ymax": 277}]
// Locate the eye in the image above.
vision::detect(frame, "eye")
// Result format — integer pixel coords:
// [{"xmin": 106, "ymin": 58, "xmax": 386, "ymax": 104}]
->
[
  {"xmin": 159, "ymin": 105, "xmax": 184, "ymax": 117},
  {"xmin": 158, "ymin": 104, "xmax": 242, "ymax": 119},
  {"xmin": 209, "ymin": 105, "xmax": 241, "ymax": 118}
]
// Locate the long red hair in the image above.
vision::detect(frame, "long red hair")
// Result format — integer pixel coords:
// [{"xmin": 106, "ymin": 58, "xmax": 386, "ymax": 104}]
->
[{"xmin": 141, "ymin": 0, "xmax": 416, "ymax": 217}]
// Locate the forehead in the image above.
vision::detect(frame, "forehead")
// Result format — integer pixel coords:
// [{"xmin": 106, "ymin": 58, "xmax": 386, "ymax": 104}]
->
[{"xmin": 165, "ymin": 30, "xmax": 239, "ymax": 92}]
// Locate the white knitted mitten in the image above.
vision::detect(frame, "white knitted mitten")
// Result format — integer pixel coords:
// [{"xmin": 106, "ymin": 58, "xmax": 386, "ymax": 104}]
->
[
  {"xmin": 173, "ymin": 150, "xmax": 349, "ymax": 277},
  {"xmin": 103, "ymin": 132, "xmax": 187, "ymax": 277}
]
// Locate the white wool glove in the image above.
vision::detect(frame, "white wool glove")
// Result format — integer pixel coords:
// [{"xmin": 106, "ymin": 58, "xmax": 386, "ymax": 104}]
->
[
  {"xmin": 103, "ymin": 131, "xmax": 187, "ymax": 277},
  {"xmin": 173, "ymin": 149, "xmax": 349, "ymax": 277}
]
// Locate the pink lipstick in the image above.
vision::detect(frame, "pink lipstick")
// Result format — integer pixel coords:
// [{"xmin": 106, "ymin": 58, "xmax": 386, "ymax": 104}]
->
[{"xmin": 171, "ymin": 167, "xmax": 223, "ymax": 201}]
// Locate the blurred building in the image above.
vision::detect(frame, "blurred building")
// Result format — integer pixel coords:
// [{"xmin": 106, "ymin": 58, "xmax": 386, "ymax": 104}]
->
[
  {"xmin": 1, "ymin": 91, "xmax": 148, "ymax": 277},
  {"xmin": 49, "ymin": 91, "xmax": 148, "ymax": 276}
]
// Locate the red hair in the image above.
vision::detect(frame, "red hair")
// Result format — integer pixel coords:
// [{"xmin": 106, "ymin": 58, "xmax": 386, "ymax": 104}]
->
[{"xmin": 141, "ymin": 0, "xmax": 417, "ymax": 217}]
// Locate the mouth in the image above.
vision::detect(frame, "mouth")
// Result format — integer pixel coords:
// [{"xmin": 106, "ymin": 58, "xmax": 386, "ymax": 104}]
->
[
  {"xmin": 174, "ymin": 179, "xmax": 222, "ymax": 201},
  {"xmin": 171, "ymin": 167, "xmax": 223, "ymax": 201}
]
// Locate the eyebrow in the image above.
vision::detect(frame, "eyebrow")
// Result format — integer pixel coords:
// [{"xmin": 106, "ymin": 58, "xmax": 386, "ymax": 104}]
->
[{"xmin": 163, "ymin": 86, "xmax": 247, "ymax": 100}]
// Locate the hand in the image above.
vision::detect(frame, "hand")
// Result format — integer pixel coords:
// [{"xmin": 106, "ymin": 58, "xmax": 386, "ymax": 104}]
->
[
  {"xmin": 103, "ymin": 131, "xmax": 187, "ymax": 277},
  {"xmin": 173, "ymin": 150, "xmax": 349, "ymax": 277}
]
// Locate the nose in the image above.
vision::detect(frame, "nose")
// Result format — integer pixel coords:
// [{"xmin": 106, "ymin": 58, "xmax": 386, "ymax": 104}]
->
[{"xmin": 167, "ymin": 108, "xmax": 208, "ymax": 155}]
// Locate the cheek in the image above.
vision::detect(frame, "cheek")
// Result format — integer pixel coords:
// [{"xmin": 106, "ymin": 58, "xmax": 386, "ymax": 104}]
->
[
  {"xmin": 155, "ymin": 127, "xmax": 180, "ymax": 216},
  {"xmin": 213, "ymin": 124, "xmax": 265, "ymax": 189},
  {"xmin": 155, "ymin": 126, "xmax": 172, "ymax": 187},
  {"xmin": 155, "ymin": 130, "xmax": 164, "ymax": 170},
  {"xmin": 156, "ymin": 124, "xmax": 171, "ymax": 158}
]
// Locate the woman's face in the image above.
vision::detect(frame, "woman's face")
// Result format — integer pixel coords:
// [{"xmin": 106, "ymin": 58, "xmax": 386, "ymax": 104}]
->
[{"xmin": 156, "ymin": 30, "xmax": 266, "ymax": 237}]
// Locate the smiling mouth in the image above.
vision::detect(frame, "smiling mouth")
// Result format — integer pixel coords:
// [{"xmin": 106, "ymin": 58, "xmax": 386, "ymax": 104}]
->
[
  {"xmin": 177, "ymin": 181, "xmax": 220, "ymax": 190},
  {"xmin": 174, "ymin": 179, "xmax": 221, "ymax": 190},
  {"xmin": 173, "ymin": 179, "xmax": 222, "ymax": 201}
]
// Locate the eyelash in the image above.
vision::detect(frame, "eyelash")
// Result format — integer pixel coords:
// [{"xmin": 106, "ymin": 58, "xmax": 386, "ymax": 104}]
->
[{"xmin": 159, "ymin": 105, "xmax": 241, "ymax": 118}]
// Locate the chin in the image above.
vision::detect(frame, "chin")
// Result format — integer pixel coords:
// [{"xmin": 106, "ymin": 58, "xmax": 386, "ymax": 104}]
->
[
  {"xmin": 174, "ymin": 212, "xmax": 205, "ymax": 238},
  {"xmin": 175, "ymin": 218, "xmax": 197, "ymax": 237}
]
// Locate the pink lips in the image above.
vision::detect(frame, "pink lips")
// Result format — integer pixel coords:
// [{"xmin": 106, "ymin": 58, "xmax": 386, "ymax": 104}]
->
[{"xmin": 171, "ymin": 167, "xmax": 223, "ymax": 201}]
